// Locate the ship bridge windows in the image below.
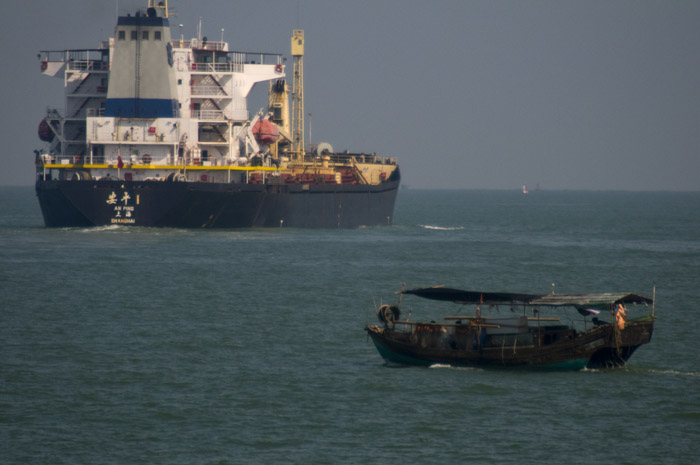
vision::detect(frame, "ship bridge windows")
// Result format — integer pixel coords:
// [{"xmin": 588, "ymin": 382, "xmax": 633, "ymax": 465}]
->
[
  {"xmin": 155, "ymin": 31, "xmax": 162, "ymax": 40},
  {"xmin": 118, "ymin": 30, "xmax": 126, "ymax": 40}
]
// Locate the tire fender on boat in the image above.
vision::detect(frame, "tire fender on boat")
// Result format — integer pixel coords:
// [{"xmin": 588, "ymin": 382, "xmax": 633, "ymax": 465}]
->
[{"xmin": 377, "ymin": 304, "xmax": 400, "ymax": 325}]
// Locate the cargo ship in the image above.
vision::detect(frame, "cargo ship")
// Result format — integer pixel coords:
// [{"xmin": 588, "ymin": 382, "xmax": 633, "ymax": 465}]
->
[{"xmin": 35, "ymin": 1, "xmax": 399, "ymax": 228}]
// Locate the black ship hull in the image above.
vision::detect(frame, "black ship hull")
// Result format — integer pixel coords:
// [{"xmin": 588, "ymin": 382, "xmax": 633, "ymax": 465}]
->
[{"xmin": 36, "ymin": 177, "xmax": 400, "ymax": 228}]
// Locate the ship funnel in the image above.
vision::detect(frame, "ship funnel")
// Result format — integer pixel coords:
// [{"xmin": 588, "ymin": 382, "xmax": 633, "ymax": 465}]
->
[{"xmin": 104, "ymin": 10, "xmax": 178, "ymax": 118}]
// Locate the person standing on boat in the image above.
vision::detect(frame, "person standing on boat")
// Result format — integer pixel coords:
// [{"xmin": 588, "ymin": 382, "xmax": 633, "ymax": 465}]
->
[{"xmin": 615, "ymin": 303, "xmax": 627, "ymax": 330}]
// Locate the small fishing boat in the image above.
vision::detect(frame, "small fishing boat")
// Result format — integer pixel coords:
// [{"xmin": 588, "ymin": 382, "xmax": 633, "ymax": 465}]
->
[{"xmin": 365, "ymin": 285, "xmax": 655, "ymax": 370}]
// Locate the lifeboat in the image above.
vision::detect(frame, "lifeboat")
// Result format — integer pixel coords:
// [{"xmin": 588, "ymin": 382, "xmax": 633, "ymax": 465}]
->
[
  {"xmin": 38, "ymin": 120, "xmax": 55, "ymax": 142},
  {"xmin": 251, "ymin": 119, "xmax": 279, "ymax": 145}
]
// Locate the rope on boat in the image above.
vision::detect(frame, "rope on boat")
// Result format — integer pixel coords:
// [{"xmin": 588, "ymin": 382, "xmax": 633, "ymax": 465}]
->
[{"xmin": 377, "ymin": 304, "xmax": 400, "ymax": 326}]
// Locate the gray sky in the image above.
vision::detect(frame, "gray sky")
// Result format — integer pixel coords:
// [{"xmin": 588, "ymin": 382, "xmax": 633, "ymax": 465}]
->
[{"xmin": 2, "ymin": 0, "xmax": 699, "ymax": 190}]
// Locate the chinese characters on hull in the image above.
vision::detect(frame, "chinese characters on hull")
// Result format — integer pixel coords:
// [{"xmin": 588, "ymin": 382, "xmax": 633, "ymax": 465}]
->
[{"xmin": 106, "ymin": 191, "xmax": 137, "ymax": 224}]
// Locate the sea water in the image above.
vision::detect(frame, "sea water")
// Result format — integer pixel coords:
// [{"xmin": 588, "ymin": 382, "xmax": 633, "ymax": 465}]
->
[{"xmin": 1, "ymin": 187, "xmax": 699, "ymax": 464}]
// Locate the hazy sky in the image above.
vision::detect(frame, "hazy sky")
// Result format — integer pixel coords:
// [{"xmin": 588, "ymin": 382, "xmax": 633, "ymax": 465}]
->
[{"xmin": 2, "ymin": 0, "xmax": 699, "ymax": 190}]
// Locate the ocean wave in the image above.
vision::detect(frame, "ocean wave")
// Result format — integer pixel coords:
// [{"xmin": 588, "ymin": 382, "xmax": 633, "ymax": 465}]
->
[
  {"xmin": 649, "ymin": 369, "xmax": 700, "ymax": 377},
  {"xmin": 429, "ymin": 363, "xmax": 482, "ymax": 371},
  {"xmin": 579, "ymin": 366, "xmax": 700, "ymax": 377},
  {"xmin": 419, "ymin": 225, "xmax": 464, "ymax": 231},
  {"xmin": 77, "ymin": 225, "xmax": 125, "ymax": 233}
]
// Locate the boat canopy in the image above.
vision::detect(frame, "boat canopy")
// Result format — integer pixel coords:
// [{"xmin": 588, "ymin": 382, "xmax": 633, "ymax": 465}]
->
[
  {"xmin": 400, "ymin": 286, "xmax": 653, "ymax": 307},
  {"xmin": 401, "ymin": 287, "xmax": 539, "ymax": 304}
]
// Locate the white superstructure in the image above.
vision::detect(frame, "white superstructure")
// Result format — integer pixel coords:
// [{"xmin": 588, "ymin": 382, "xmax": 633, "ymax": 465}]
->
[{"xmin": 38, "ymin": 2, "xmax": 285, "ymax": 183}]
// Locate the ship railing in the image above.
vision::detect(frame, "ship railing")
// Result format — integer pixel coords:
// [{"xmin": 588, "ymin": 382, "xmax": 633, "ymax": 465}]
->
[
  {"xmin": 86, "ymin": 108, "xmax": 106, "ymax": 117},
  {"xmin": 192, "ymin": 110, "xmax": 226, "ymax": 121},
  {"xmin": 239, "ymin": 52, "xmax": 284, "ymax": 65},
  {"xmin": 199, "ymin": 50, "xmax": 282, "ymax": 65},
  {"xmin": 41, "ymin": 154, "xmax": 83, "ymax": 165},
  {"xmin": 189, "ymin": 40, "xmax": 227, "ymax": 51},
  {"xmin": 190, "ymin": 85, "xmax": 228, "ymax": 96},
  {"xmin": 178, "ymin": 39, "xmax": 258, "ymax": 54},
  {"xmin": 190, "ymin": 51, "xmax": 282, "ymax": 73},
  {"xmin": 41, "ymin": 152, "xmax": 399, "ymax": 173},
  {"xmin": 86, "ymin": 107, "xmax": 235, "ymax": 121},
  {"xmin": 190, "ymin": 62, "xmax": 245, "ymax": 73},
  {"xmin": 320, "ymin": 152, "xmax": 397, "ymax": 166},
  {"xmin": 39, "ymin": 49, "xmax": 108, "ymax": 69},
  {"xmin": 37, "ymin": 158, "xmax": 286, "ymax": 185},
  {"xmin": 39, "ymin": 156, "xmax": 281, "ymax": 170},
  {"xmin": 384, "ymin": 320, "xmax": 466, "ymax": 334},
  {"xmin": 66, "ymin": 60, "xmax": 109, "ymax": 72}
]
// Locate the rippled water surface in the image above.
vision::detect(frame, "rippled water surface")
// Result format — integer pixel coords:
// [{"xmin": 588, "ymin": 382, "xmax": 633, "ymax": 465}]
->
[{"xmin": 2, "ymin": 187, "xmax": 699, "ymax": 464}]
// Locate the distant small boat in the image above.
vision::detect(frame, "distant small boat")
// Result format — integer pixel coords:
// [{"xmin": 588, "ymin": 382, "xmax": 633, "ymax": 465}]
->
[
  {"xmin": 366, "ymin": 285, "xmax": 655, "ymax": 370},
  {"xmin": 522, "ymin": 184, "xmax": 528, "ymax": 194}
]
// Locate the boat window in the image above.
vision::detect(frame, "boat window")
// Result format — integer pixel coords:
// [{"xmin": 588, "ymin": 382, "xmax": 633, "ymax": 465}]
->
[
  {"xmin": 154, "ymin": 31, "xmax": 162, "ymax": 41},
  {"xmin": 131, "ymin": 31, "xmax": 137, "ymax": 40},
  {"xmin": 118, "ymin": 30, "xmax": 125, "ymax": 40},
  {"xmin": 142, "ymin": 31, "xmax": 149, "ymax": 40}
]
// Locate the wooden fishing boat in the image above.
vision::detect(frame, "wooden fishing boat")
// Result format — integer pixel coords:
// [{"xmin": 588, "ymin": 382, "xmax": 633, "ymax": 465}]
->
[{"xmin": 365, "ymin": 286, "xmax": 655, "ymax": 370}]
